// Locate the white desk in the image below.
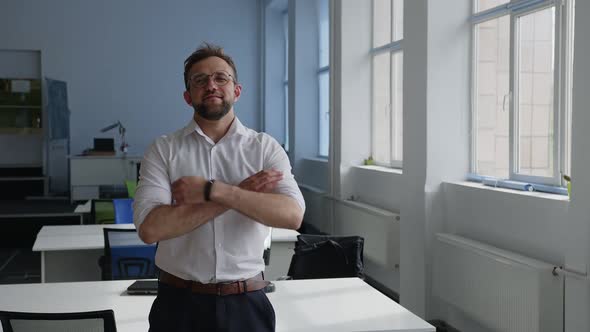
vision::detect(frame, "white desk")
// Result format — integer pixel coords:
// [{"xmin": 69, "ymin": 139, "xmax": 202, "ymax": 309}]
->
[
  {"xmin": 69, "ymin": 155, "xmax": 141, "ymax": 202},
  {"xmin": 33, "ymin": 225, "xmax": 298, "ymax": 283},
  {"xmin": 0, "ymin": 278, "xmax": 434, "ymax": 332}
]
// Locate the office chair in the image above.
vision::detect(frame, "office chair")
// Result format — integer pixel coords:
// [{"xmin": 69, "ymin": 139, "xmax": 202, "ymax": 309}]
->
[
  {"xmin": 0, "ymin": 309, "xmax": 117, "ymax": 332},
  {"xmin": 112, "ymin": 198, "xmax": 133, "ymax": 224},
  {"xmin": 125, "ymin": 180, "xmax": 137, "ymax": 198},
  {"xmin": 91, "ymin": 199, "xmax": 115, "ymax": 224},
  {"xmin": 101, "ymin": 228, "xmax": 157, "ymax": 280},
  {"xmin": 262, "ymin": 228, "xmax": 276, "ymax": 293},
  {"xmin": 287, "ymin": 234, "xmax": 365, "ymax": 280},
  {"xmin": 263, "ymin": 227, "xmax": 272, "ymax": 266}
]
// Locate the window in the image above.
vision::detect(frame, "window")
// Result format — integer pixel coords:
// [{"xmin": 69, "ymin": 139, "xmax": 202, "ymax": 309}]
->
[
  {"xmin": 283, "ymin": 11, "xmax": 289, "ymax": 150},
  {"xmin": 371, "ymin": 0, "xmax": 404, "ymax": 168},
  {"xmin": 472, "ymin": 0, "xmax": 575, "ymax": 186},
  {"xmin": 318, "ymin": 0, "xmax": 330, "ymax": 157}
]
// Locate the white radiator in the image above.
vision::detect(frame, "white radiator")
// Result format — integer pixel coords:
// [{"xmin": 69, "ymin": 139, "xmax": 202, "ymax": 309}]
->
[
  {"xmin": 433, "ymin": 233, "xmax": 564, "ymax": 332},
  {"xmin": 331, "ymin": 198, "xmax": 400, "ymax": 269}
]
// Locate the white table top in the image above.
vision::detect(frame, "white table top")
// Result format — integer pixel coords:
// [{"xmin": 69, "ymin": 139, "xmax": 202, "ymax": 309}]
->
[
  {"xmin": 37, "ymin": 224, "xmax": 135, "ymax": 237},
  {"xmin": 0, "ymin": 278, "xmax": 434, "ymax": 332},
  {"xmin": 33, "ymin": 224, "xmax": 299, "ymax": 252},
  {"xmin": 271, "ymin": 227, "xmax": 299, "ymax": 242}
]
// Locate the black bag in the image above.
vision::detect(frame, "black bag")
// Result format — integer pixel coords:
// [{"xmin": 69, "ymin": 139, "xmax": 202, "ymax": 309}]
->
[{"xmin": 287, "ymin": 234, "xmax": 364, "ymax": 280}]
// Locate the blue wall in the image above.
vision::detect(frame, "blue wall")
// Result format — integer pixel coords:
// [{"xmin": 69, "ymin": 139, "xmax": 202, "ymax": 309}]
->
[{"xmin": 0, "ymin": 0, "xmax": 261, "ymax": 155}]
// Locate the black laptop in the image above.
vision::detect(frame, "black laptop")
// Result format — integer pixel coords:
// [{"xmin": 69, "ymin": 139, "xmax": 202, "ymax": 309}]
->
[
  {"xmin": 127, "ymin": 280, "xmax": 158, "ymax": 295},
  {"xmin": 94, "ymin": 138, "xmax": 115, "ymax": 152}
]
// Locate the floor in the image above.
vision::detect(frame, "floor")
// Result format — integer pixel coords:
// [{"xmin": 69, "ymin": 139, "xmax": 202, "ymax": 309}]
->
[
  {"xmin": 0, "ymin": 198, "xmax": 80, "ymax": 285},
  {"xmin": 0, "ymin": 248, "xmax": 40, "ymax": 284}
]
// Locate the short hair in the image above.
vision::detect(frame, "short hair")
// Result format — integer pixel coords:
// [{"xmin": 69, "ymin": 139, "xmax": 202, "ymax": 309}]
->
[{"xmin": 183, "ymin": 42, "xmax": 238, "ymax": 90}]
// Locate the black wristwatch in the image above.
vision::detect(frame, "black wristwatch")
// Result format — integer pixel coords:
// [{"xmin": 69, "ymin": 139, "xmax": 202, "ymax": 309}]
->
[{"xmin": 204, "ymin": 179, "xmax": 215, "ymax": 201}]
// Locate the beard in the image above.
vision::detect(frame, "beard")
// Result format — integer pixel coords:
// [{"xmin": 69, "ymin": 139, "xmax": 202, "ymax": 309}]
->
[{"xmin": 193, "ymin": 98, "xmax": 232, "ymax": 121}]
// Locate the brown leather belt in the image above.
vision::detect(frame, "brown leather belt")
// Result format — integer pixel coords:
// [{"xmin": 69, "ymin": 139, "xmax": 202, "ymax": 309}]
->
[{"xmin": 159, "ymin": 270, "xmax": 269, "ymax": 296}]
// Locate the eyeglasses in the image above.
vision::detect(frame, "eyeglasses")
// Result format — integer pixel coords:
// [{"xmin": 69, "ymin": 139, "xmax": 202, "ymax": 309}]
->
[{"xmin": 188, "ymin": 71, "xmax": 235, "ymax": 88}]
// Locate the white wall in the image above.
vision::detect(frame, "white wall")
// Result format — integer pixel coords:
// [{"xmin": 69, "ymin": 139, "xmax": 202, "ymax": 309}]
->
[
  {"xmin": 0, "ymin": 0, "xmax": 261, "ymax": 156},
  {"xmin": 301, "ymin": 0, "xmax": 590, "ymax": 331},
  {"xmin": 398, "ymin": 0, "xmax": 429, "ymax": 315},
  {"xmin": 288, "ymin": 0, "xmax": 321, "ymax": 179},
  {"xmin": 564, "ymin": 0, "xmax": 590, "ymax": 329},
  {"xmin": 333, "ymin": 0, "xmax": 372, "ymax": 201},
  {"xmin": 263, "ymin": 3, "xmax": 287, "ymax": 143}
]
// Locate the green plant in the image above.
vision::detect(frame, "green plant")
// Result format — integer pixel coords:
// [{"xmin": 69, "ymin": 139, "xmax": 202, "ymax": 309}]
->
[
  {"xmin": 363, "ymin": 156, "xmax": 375, "ymax": 166},
  {"xmin": 563, "ymin": 174, "xmax": 572, "ymax": 197}
]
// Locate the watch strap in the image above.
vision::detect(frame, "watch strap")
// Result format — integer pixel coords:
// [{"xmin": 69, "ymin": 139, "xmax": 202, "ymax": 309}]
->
[{"xmin": 204, "ymin": 179, "xmax": 215, "ymax": 201}]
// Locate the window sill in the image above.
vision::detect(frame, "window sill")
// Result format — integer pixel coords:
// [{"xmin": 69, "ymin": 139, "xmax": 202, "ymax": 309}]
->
[
  {"xmin": 303, "ymin": 157, "xmax": 329, "ymax": 163},
  {"xmin": 298, "ymin": 183, "xmax": 327, "ymax": 194},
  {"xmin": 353, "ymin": 164, "xmax": 403, "ymax": 175},
  {"xmin": 445, "ymin": 180, "xmax": 570, "ymax": 202}
]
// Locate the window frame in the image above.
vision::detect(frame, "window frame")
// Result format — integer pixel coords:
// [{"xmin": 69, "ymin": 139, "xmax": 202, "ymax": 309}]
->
[
  {"xmin": 282, "ymin": 10, "xmax": 289, "ymax": 151},
  {"xmin": 318, "ymin": 0, "xmax": 330, "ymax": 158},
  {"xmin": 470, "ymin": 0, "xmax": 573, "ymax": 186},
  {"xmin": 318, "ymin": 66, "xmax": 330, "ymax": 157},
  {"xmin": 370, "ymin": 0, "xmax": 404, "ymax": 169}
]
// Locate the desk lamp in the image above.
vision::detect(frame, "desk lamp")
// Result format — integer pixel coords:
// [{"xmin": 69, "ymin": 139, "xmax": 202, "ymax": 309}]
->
[{"xmin": 100, "ymin": 121, "xmax": 129, "ymax": 154}]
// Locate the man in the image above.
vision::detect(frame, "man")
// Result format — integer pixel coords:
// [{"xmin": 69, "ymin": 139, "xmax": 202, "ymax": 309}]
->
[{"xmin": 133, "ymin": 43, "xmax": 305, "ymax": 332}]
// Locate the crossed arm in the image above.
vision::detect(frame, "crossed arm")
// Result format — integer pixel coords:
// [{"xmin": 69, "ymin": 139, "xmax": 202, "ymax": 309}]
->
[{"xmin": 138, "ymin": 170, "xmax": 304, "ymax": 244}]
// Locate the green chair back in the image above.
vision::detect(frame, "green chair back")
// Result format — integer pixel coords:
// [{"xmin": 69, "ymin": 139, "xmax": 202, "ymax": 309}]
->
[
  {"xmin": 93, "ymin": 200, "xmax": 115, "ymax": 224},
  {"xmin": 125, "ymin": 180, "xmax": 137, "ymax": 198}
]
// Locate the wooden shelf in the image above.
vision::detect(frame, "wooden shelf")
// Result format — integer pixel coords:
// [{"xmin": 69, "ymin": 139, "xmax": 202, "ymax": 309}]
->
[
  {"xmin": 0, "ymin": 105, "xmax": 41, "ymax": 109},
  {"xmin": 0, "ymin": 128, "xmax": 43, "ymax": 134}
]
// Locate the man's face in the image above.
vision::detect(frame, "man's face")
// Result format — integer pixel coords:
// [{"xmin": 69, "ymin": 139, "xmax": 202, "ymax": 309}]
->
[{"xmin": 184, "ymin": 56, "xmax": 242, "ymax": 121}]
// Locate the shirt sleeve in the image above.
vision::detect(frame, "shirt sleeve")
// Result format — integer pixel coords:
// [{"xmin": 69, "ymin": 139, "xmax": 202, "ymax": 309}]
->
[
  {"xmin": 262, "ymin": 136, "xmax": 306, "ymax": 213},
  {"xmin": 133, "ymin": 138, "xmax": 172, "ymax": 229}
]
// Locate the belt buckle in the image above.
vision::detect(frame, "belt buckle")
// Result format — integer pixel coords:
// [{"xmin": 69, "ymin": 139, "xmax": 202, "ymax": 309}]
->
[{"xmin": 216, "ymin": 281, "xmax": 233, "ymax": 296}]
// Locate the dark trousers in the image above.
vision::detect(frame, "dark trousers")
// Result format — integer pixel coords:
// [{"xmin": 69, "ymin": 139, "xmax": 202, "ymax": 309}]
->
[{"xmin": 148, "ymin": 281, "xmax": 276, "ymax": 332}]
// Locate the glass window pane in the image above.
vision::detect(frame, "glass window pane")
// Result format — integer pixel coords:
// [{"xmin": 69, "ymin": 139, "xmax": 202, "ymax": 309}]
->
[
  {"xmin": 517, "ymin": 7, "xmax": 555, "ymax": 177},
  {"xmin": 474, "ymin": 16, "xmax": 510, "ymax": 178},
  {"xmin": 284, "ymin": 83, "xmax": 289, "ymax": 149},
  {"xmin": 391, "ymin": 52, "xmax": 403, "ymax": 162},
  {"xmin": 283, "ymin": 12, "xmax": 289, "ymax": 81},
  {"xmin": 475, "ymin": 0, "xmax": 509, "ymax": 13},
  {"xmin": 373, "ymin": 0, "xmax": 391, "ymax": 48},
  {"xmin": 319, "ymin": 71, "xmax": 330, "ymax": 157},
  {"xmin": 318, "ymin": 0, "xmax": 330, "ymax": 68},
  {"xmin": 392, "ymin": 0, "xmax": 404, "ymax": 41},
  {"xmin": 372, "ymin": 52, "xmax": 391, "ymax": 164}
]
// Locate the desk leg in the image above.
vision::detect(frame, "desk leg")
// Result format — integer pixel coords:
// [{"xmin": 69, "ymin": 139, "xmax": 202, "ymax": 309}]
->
[
  {"xmin": 41, "ymin": 251, "xmax": 45, "ymax": 283},
  {"xmin": 265, "ymin": 242, "xmax": 295, "ymax": 280},
  {"xmin": 44, "ymin": 250, "xmax": 102, "ymax": 282}
]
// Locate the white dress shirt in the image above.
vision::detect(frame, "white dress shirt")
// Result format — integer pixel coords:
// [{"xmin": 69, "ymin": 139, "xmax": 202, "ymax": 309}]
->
[{"xmin": 133, "ymin": 117, "xmax": 305, "ymax": 283}]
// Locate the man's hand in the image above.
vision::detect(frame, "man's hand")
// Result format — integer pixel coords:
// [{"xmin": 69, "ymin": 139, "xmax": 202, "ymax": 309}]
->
[
  {"xmin": 211, "ymin": 169, "xmax": 303, "ymax": 229},
  {"xmin": 239, "ymin": 169, "xmax": 283, "ymax": 193},
  {"xmin": 171, "ymin": 176, "xmax": 208, "ymax": 205}
]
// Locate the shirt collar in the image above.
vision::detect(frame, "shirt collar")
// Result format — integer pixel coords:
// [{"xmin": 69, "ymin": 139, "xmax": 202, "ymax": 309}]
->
[{"xmin": 182, "ymin": 116, "xmax": 248, "ymax": 139}]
